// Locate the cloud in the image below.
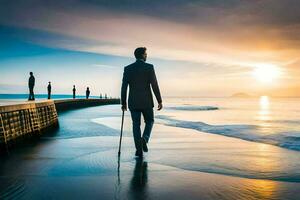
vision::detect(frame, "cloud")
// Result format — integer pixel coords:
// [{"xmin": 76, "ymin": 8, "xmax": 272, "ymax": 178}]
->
[
  {"xmin": 1, "ymin": 0, "xmax": 300, "ymax": 96},
  {"xmin": 0, "ymin": 0, "xmax": 299, "ymax": 64},
  {"xmin": 91, "ymin": 64, "xmax": 120, "ymax": 69}
]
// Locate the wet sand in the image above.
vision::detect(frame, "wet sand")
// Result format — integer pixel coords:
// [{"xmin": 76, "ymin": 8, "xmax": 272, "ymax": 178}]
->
[{"xmin": 1, "ymin": 105, "xmax": 300, "ymax": 199}]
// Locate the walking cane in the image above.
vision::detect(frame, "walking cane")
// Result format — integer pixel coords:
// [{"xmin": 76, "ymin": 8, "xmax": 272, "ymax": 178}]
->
[{"xmin": 118, "ymin": 110, "xmax": 125, "ymax": 157}]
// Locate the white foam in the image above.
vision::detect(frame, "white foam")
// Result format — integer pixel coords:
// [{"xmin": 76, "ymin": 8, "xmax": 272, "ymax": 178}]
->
[
  {"xmin": 157, "ymin": 115, "xmax": 300, "ymax": 151},
  {"xmin": 166, "ymin": 105, "xmax": 219, "ymax": 111}
]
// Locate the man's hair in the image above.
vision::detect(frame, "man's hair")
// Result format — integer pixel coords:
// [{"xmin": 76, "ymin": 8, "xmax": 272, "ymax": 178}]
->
[
  {"xmin": 134, "ymin": 47, "xmax": 146, "ymax": 59},
  {"xmin": 30, "ymin": 72, "xmax": 33, "ymax": 75}
]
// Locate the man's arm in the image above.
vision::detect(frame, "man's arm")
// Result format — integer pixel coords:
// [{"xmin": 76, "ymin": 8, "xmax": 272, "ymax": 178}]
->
[
  {"xmin": 121, "ymin": 68, "xmax": 129, "ymax": 110},
  {"xmin": 150, "ymin": 66, "xmax": 162, "ymax": 110}
]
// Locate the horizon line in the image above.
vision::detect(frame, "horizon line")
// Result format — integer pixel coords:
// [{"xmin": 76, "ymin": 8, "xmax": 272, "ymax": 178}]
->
[{"xmin": 1, "ymin": 93, "xmax": 300, "ymax": 98}]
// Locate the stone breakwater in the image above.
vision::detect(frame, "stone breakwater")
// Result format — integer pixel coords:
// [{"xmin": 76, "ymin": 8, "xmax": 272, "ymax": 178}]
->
[
  {"xmin": 0, "ymin": 98, "xmax": 120, "ymax": 152},
  {"xmin": 0, "ymin": 101, "xmax": 58, "ymax": 151},
  {"xmin": 54, "ymin": 98, "xmax": 120, "ymax": 112}
]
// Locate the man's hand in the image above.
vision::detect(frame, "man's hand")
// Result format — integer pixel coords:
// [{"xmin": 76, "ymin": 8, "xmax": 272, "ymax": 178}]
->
[
  {"xmin": 157, "ymin": 103, "xmax": 163, "ymax": 111},
  {"xmin": 121, "ymin": 105, "xmax": 127, "ymax": 111}
]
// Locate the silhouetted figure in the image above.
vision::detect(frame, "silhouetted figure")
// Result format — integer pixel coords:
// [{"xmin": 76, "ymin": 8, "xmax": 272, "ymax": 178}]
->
[
  {"xmin": 86, "ymin": 87, "xmax": 90, "ymax": 99},
  {"xmin": 105, "ymin": 93, "xmax": 107, "ymax": 99},
  {"xmin": 121, "ymin": 47, "xmax": 162, "ymax": 157},
  {"xmin": 129, "ymin": 158, "xmax": 148, "ymax": 200},
  {"xmin": 47, "ymin": 82, "xmax": 51, "ymax": 99},
  {"xmin": 28, "ymin": 72, "xmax": 35, "ymax": 101},
  {"xmin": 73, "ymin": 85, "xmax": 76, "ymax": 99},
  {"xmin": 100, "ymin": 93, "xmax": 102, "ymax": 99}
]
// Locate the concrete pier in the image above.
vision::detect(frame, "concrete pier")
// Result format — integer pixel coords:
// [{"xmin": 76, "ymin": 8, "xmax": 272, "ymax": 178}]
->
[
  {"xmin": 0, "ymin": 101, "xmax": 58, "ymax": 151},
  {"xmin": 54, "ymin": 98, "xmax": 120, "ymax": 112},
  {"xmin": 0, "ymin": 98, "xmax": 120, "ymax": 152}
]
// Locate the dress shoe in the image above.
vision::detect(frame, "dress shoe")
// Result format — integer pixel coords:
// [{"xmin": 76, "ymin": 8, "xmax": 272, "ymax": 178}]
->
[{"xmin": 135, "ymin": 150, "xmax": 143, "ymax": 158}]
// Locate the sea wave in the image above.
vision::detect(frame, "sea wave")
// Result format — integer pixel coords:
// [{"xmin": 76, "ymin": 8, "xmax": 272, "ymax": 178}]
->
[
  {"xmin": 157, "ymin": 115, "xmax": 300, "ymax": 151},
  {"xmin": 166, "ymin": 105, "xmax": 219, "ymax": 111}
]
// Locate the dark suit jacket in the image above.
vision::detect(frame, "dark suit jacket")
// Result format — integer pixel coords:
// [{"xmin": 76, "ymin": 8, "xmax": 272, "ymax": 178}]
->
[
  {"xmin": 121, "ymin": 60, "xmax": 162, "ymax": 110},
  {"xmin": 28, "ymin": 76, "xmax": 35, "ymax": 89},
  {"xmin": 47, "ymin": 85, "xmax": 51, "ymax": 92}
]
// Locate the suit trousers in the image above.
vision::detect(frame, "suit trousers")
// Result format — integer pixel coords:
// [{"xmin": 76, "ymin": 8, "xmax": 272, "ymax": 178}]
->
[
  {"xmin": 130, "ymin": 108, "xmax": 154, "ymax": 151},
  {"xmin": 28, "ymin": 87, "xmax": 35, "ymax": 100}
]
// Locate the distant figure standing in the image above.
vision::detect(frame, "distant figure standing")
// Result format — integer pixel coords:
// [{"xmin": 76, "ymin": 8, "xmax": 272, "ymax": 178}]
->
[
  {"xmin": 121, "ymin": 47, "xmax": 162, "ymax": 157},
  {"xmin": 86, "ymin": 87, "xmax": 90, "ymax": 99},
  {"xmin": 100, "ymin": 93, "xmax": 102, "ymax": 99},
  {"xmin": 47, "ymin": 82, "xmax": 51, "ymax": 99},
  {"xmin": 73, "ymin": 85, "xmax": 76, "ymax": 99},
  {"xmin": 105, "ymin": 93, "xmax": 107, "ymax": 99},
  {"xmin": 28, "ymin": 72, "xmax": 35, "ymax": 101}
]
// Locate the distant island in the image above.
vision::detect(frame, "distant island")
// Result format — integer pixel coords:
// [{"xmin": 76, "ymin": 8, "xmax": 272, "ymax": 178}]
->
[{"xmin": 231, "ymin": 93, "xmax": 252, "ymax": 98}]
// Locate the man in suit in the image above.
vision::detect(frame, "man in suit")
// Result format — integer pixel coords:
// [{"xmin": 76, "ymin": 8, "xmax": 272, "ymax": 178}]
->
[
  {"xmin": 73, "ymin": 85, "xmax": 76, "ymax": 99},
  {"xmin": 28, "ymin": 72, "xmax": 35, "ymax": 101},
  {"xmin": 86, "ymin": 87, "xmax": 90, "ymax": 99},
  {"xmin": 121, "ymin": 47, "xmax": 163, "ymax": 157},
  {"xmin": 47, "ymin": 82, "xmax": 51, "ymax": 99}
]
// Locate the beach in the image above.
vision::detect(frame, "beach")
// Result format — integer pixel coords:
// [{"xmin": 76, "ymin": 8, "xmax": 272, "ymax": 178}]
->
[
  {"xmin": 1, "ymin": 98, "xmax": 300, "ymax": 199},
  {"xmin": 2, "ymin": 0, "xmax": 300, "ymax": 199}
]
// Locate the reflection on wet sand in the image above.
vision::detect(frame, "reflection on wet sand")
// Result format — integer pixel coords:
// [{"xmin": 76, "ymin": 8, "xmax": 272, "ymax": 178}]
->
[
  {"xmin": 226, "ymin": 179, "xmax": 279, "ymax": 200},
  {"xmin": 251, "ymin": 143, "xmax": 282, "ymax": 175},
  {"xmin": 248, "ymin": 179, "xmax": 278, "ymax": 200},
  {"xmin": 129, "ymin": 158, "xmax": 148, "ymax": 200}
]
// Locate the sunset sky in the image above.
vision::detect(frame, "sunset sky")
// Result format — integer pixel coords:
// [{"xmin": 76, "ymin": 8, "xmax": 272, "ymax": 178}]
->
[{"xmin": 0, "ymin": 0, "xmax": 299, "ymax": 97}]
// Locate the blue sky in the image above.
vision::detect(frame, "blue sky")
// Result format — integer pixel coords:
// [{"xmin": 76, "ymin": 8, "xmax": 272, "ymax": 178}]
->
[
  {"xmin": 0, "ymin": 0, "xmax": 299, "ymax": 97},
  {"xmin": 0, "ymin": 26, "xmax": 129, "ymax": 96}
]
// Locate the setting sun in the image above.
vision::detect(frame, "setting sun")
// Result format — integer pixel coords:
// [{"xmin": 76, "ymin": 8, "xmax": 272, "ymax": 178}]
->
[{"xmin": 252, "ymin": 64, "xmax": 281, "ymax": 83}]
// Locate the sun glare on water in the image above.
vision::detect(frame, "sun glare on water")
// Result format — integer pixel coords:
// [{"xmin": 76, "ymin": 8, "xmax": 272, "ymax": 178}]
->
[{"xmin": 252, "ymin": 64, "xmax": 281, "ymax": 83}]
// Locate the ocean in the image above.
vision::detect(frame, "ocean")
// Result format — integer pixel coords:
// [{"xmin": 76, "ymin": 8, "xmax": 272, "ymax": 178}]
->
[
  {"xmin": 1, "ymin": 95, "xmax": 300, "ymax": 152},
  {"xmin": 159, "ymin": 96, "xmax": 300, "ymax": 151}
]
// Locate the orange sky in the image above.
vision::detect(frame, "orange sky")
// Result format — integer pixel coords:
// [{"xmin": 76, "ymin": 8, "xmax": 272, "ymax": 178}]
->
[{"xmin": 0, "ymin": 0, "xmax": 299, "ymax": 97}]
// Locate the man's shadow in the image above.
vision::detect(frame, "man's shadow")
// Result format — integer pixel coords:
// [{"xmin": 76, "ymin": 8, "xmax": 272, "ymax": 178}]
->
[{"xmin": 128, "ymin": 157, "xmax": 148, "ymax": 199}]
